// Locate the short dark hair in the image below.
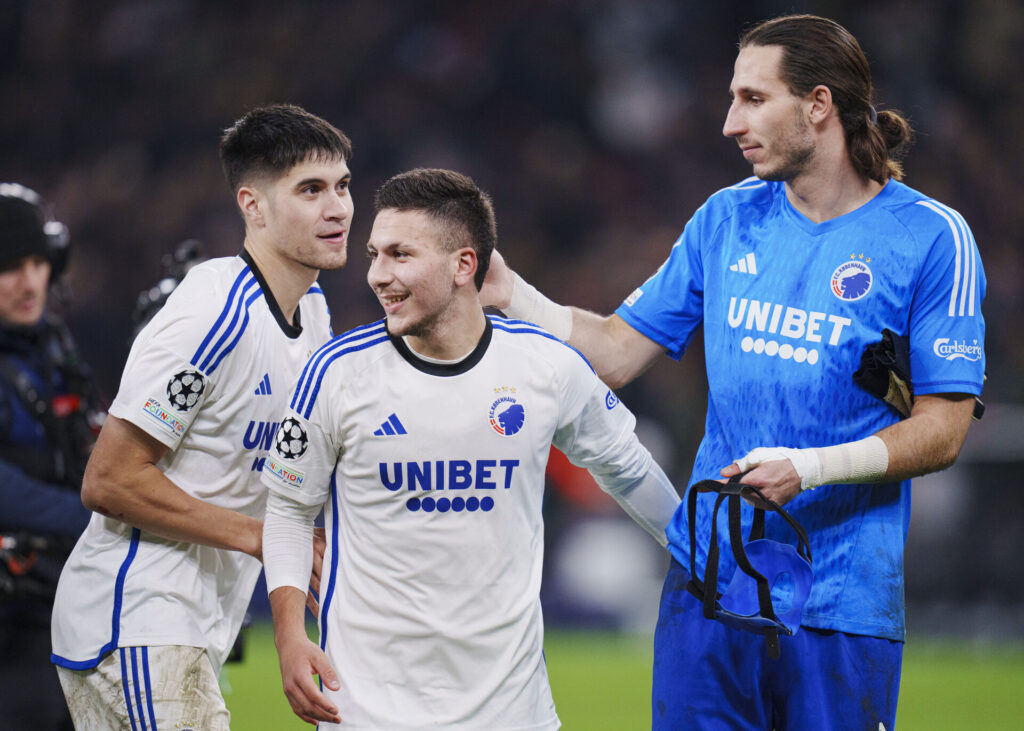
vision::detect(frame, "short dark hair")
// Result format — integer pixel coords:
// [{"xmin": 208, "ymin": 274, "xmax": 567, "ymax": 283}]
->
[
  {"xmin": 219, "ymin": 104, "xmax": 352, "ymax": 192},
  {"xmin": 374, "ymin": 168, "xmax": 496, "ymax": 290},
  {"xmin": 740, "ymin": 14, "xmax": 913, "ymax": 183}
]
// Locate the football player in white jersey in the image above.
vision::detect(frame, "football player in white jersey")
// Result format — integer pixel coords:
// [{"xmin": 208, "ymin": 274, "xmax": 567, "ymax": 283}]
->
[
  {"xmin": 50, "ymin": 104, "xmax": 354, "ymax": 730},
  {"xmin": 260, "ymin": 168, "xmax": 681, "ymax": 729}
]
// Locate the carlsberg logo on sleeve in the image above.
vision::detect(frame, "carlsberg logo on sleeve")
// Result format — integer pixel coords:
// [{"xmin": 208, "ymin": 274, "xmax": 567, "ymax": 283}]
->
[{"xmin": 933, "ymin": 338, "xmax": 983, "ymax": 362}]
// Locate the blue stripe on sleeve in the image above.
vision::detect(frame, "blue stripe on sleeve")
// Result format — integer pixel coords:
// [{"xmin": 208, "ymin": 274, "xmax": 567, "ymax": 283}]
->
[
  {"xmin": 191, "ymin": 267, "xmax": 250, "ymax": 367},
  {"xmin": 290, "ymin": 320, "xmax": 386, "ymax": 411},
  {"xmin": 207, "ymin": 286, "xmax": 263, "ymax": 373},
  {"xmin": 197, "ymin": 276, "xmax": 261, "ymax": 372},
  {"xmin": 489, "ymin": 316, "xmax": 595, "ymax": 372},
  {"xmin": 291, "ymin": 321, "xmax": 388, "ymax": 417}
]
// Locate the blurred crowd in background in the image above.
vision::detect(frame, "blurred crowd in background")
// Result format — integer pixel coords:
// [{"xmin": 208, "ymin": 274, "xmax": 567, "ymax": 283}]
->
[{"xmin": 3, "ymin": 0, "xmax": 1022, "ymax": 633}]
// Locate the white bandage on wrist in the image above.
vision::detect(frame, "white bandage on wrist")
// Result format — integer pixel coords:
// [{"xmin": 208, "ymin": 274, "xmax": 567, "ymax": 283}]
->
[
  {"xmin": 506, "ymin": 272, "xmax": 573, "ymax": 341},
  {"xmin": 812, "ymin": 435, "xmax": 889, "ymax": 489},
  {"xmin": 734, "ymin": 436, "xmax": 889, "ymax": 491}
]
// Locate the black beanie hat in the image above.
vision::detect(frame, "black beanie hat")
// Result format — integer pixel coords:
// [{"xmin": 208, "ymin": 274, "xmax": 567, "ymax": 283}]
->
[{"xmin": 0, "ymin": 190, "xmax": 50, "ymax": 268}]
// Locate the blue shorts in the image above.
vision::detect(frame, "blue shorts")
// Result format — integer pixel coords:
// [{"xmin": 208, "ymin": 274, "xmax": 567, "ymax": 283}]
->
[{"xmin": 652, "ymin": 559, "xmax": 902, "ymax": 731}]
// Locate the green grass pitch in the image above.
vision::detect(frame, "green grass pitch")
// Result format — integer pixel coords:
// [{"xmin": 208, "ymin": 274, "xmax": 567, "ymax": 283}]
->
[{"xmin": 223, "ymin": 624, "xmax": 1023, "ymax": 729}]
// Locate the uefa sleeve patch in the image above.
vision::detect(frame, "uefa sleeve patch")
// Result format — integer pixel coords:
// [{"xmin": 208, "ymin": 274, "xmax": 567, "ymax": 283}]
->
[
  {"xmin": 265, "ymin": 456, "xmax": 306, "ymax": 489},
  {"xmin": 166, "ymin": 369, "xmax": 206, "ymax": 412},
  {"xmin": 623, "ymin": 287, "xmax": 644, "ymax": 307},
  {"xmin": 274, "ymin": 417, "xmax": 309, "ymax": 459},
  {"xmin": 141, "ymin": 397, "xmax": 188, "ymax": 438}
]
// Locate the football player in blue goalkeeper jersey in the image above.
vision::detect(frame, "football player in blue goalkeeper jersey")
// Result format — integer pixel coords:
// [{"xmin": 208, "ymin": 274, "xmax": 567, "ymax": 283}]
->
[{"xmin": 482, "ymin": 14, "xmax": 986, "ymax": 731}]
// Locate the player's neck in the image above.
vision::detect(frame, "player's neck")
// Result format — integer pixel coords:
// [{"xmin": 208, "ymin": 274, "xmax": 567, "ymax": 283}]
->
[
  {"xmin": 242, "ymin": 238, "xmax": 318, "ymax": 324},
  {"xmin": 784, "ymin": 146, "xmax": 884, "ymax": 223},
  {"xmin": 404, "ymin": 299, "xmax": 487, "ymax": 361}
]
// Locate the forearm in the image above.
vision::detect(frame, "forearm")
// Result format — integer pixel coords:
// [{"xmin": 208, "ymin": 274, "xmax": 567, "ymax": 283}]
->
[
  {"xmin": 569, "ymin": 311, "xmax": 661, "ymax": 389},
  {"xmin": 601, "ymin": 461, "xmax": 681, "ymax": 547},
  {"xmin": 876, "ymin": 393, "xmax": 974, "ymax": 481},
  {"xmin": 82, "ymin": 415, "xmax": 262, "ymax": 558},
  {"xmin": 270, "ymin": 585, "xmax": 311, "ymax": 648},
  {"xmin": 584, "ymin": 426, "xmax": 681, "ymax": 545},
  {"xmin": 89, "ymin": 461, "xmax": 263, "ymax": 558},
  {"xmin": 263, "ymin": 493, "xmax": 318, "ymax": 593},
  {"xmin": 506, "ymin": 273, "xmax": 661, "ymax": 388},
  {"xmin": 729, "ymin": 394, "xmax": 976, "ymax": 502}
]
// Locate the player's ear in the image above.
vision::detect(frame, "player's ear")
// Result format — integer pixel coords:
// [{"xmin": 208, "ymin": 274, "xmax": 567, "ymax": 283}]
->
[
  {"xmin": 237, "ymin": 186, "xmax": 265, "ymax": 228},
  {"xmin": 807, "ymin": 84, "xmax": 833, "ymax": 125},
  {"xmin": 453, "ymin": 247, "xmax": 478, "ymax": 288}
]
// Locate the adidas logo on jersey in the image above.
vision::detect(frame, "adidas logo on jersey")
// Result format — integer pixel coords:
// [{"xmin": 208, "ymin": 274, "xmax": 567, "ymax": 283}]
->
[
  {"xmin": 253, "ymin": 373, "xmax": 272, "ymax": 396},
  {"xmin": 729, "ymin": 253, "xmax": 758, "ymax": 274},
  {"xmin": 374, "ymin": 413, "xmax": 407, "ymax": 436}
]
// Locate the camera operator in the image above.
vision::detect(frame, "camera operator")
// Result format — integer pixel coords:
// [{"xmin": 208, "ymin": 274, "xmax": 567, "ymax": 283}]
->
[{"xmin": 0, "ymin": 183, "xmax": 103, "ymax": 730}]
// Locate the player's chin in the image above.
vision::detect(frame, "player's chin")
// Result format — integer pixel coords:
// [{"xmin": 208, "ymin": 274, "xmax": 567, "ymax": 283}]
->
[
  {"xmin": 317, "ymin": 248, "xmax": 348, "ymax": 272},
  {"xmin": 383, "ymin": 313, "xmax": 425, "ymax": 339},
  {"xmin": 302, "ymin": 240, "xmax": 348, "ymax": 271}
]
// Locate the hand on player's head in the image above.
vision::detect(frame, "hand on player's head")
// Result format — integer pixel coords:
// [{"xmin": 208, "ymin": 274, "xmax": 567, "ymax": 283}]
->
[{"xmin": 478, "ymin": 249, "xmax": 513, "ymax": 310}]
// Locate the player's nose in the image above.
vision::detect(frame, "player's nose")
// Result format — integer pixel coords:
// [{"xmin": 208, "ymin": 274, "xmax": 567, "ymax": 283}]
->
[
  {"xmin": 324, "ymin": 190, "xmax": 352, "ymax": 222},
  {"xmin": 366, "ymin": 257, "xmax": 390, "ymax": 288},
  {"xmin": 723, "ymin": 104, "xmax": 745, "ymax": 138}
]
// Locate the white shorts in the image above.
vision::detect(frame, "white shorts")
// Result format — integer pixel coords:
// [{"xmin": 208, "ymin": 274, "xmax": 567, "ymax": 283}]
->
[{"xmin": 56, "ymin": 645, "xmax": 230, "ymax": 730}]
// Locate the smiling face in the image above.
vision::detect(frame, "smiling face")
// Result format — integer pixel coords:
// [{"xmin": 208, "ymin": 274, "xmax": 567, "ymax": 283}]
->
[
  {"xmin": 722, "ymin": 44, "xmax": 816, "ymax": 182},
  {"xmin": 366, "ymin": 208, "xmax": 471, "ymax": 344},
  {"xmin": 0, "ymin": 254, "xmax": 50, "ymax": 327},
  {"xmin": 246, "ymin": 155, "xmax": 353, "ymax": 273}
]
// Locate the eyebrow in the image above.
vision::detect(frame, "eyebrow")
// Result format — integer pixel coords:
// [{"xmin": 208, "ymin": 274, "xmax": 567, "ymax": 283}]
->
[
  {"xmin": 295, "ymin": 172, "xmax": 351, "ymax": 189},
  {"xmin": 731, "ymin": 86, "xmax": 765, "ymax": 98}
]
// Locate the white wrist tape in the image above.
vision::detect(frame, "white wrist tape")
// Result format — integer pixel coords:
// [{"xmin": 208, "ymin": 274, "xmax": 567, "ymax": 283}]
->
[
  {"xmin": 506, "ymin": 272, "xmax": 573, "ymax": 341},
  {"xmin": 812, "ymin": 435, "xmax": 889, "ymax": 489},
  {"xmin": 734, "ymin": 435, "xmax": 888, "ymax": 491}
]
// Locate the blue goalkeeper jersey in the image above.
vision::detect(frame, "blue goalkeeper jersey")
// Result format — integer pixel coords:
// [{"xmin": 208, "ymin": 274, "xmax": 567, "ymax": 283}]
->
[{"xmin": 617, "ymin": 177, "xmax": 985, "ymax": 641}]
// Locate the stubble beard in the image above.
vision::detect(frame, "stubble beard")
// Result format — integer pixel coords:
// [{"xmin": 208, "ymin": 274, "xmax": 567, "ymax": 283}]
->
[
  {"xmin": 386, "ymin": 284, "xmax": 459, "ymax": 342},
  {"xmin": 754, "ymin": 116, "xmax": 815, "ymax": 183},
  {"xmin": 298, "ymin": 243, "xmax": 348, "ymax": 273}
]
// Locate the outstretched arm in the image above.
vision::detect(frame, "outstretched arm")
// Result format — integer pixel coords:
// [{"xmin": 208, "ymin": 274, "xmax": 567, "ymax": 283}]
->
[
  {"xmin": 721, "ymin": 393, "xmax": 976, "ymax": 506},
  {"xmin": 81, "ymin": 415, "xmax": 262, "ymax": 559},
  {"xmin": 481, "ymin": 250, "xmax": 665, "ymax": 389}
]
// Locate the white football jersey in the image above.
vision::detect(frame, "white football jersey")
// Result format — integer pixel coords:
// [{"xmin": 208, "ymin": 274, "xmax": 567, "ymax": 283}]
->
[
  {"xmin": 51, "ymin": 253, "xmax": 332, "ymax": 674},
  {"xmin": 262, "ymin": 316, "xmax": 657, "ymax": 730}
]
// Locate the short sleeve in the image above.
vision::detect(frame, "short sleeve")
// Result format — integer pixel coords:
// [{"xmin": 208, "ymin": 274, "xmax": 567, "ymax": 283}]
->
[
  {"xmin": 107, "ymin": 270, "xmax": 230, "ymax": 448},
  {"xmin": 614, "ymin": 206, "xmax": 710, "ymax": 359},
  {"xmin": 108, "ymin": 342, "xmax": 214, "ymax": 448},
  {"xmin": 261, "ymin": 360, "xmax": 340, "ymax": 509},
  {"xmin": 907, "ymin": 203, "xmax": 986, "ymax": 396}
]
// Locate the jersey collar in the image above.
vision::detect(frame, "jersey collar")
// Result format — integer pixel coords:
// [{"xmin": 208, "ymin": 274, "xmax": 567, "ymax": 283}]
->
[
  {"xmin": 779, "ymin": 178, "xmax": 899, "ymax": 235},
  {"xmin": 388, "ymin": 317, "xmax": 492, "ymax": 377},
  {"xmin": 239, "ymin": 249, "xmax": 303, "ymax": 339}
]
